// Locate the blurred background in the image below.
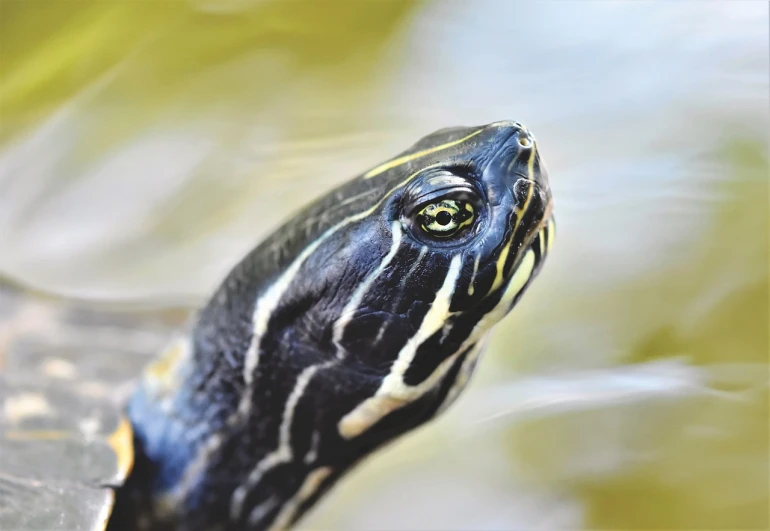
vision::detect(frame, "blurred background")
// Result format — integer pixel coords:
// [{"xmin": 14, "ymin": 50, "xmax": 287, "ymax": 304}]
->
[{"xmin": 0, "ymin": 1, "xmax": 767, "ymax": 529}]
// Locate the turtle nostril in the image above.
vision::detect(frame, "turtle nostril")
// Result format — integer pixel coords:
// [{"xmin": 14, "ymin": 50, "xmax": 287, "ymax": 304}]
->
[{"xmin": 516, "ymin": 131, "xmax": 532, "ymax": 148}]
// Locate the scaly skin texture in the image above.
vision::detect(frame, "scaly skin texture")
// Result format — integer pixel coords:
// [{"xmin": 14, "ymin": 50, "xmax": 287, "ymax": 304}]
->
[{"xmin": 110, "ymin": 121, "xmax": 555, "ymax": 531}]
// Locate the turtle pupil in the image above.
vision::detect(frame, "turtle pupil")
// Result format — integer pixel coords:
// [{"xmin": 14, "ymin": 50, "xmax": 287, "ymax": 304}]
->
[{"xmin": 436, "ymin": 211, "xmax": 452, "ymax": 226}]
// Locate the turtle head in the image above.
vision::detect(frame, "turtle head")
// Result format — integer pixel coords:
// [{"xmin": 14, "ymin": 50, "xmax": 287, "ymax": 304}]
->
[
  {"xmin": 122, "ymin": 121, "xmax": 555, "ymax": 530},
  {"xmin": 308, "ymin": 120, "xmax": 555, "ymax": 438},
  {"xmin": 363, "ymin": 119, "xmax": 554, "ymax": 321}
]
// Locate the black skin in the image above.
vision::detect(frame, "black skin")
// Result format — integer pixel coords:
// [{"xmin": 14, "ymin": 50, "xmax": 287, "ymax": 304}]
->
[{"xmin": 110, "ymin": 121, "xmax": 553, "ymax": 531}]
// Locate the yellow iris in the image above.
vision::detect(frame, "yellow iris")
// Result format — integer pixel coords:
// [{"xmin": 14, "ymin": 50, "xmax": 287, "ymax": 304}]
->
[{"xmin": 417, "ymin": 199, "xmax": 475, "ymax": 238}]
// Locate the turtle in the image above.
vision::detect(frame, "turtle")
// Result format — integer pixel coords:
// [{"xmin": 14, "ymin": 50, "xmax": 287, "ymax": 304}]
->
[{"xmin": 0, "ymin": 120, "xmax": 555, "ymax": 531}]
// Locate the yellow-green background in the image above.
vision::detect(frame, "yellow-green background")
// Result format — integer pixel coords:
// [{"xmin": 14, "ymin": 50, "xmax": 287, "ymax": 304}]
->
[{"xmin": 1, "ymin": 1, "xmax": 767, "ymax": 529}]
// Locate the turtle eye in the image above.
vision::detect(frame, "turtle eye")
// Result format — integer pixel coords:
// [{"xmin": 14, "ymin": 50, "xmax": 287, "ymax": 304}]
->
[{"xmin": 415, "ymin": 199, "xmax": 475, "ymax": 238}]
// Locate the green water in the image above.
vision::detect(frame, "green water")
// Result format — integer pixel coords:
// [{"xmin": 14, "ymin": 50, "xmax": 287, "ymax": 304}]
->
[{"xmin": 0, "ymin": 1, "xmax": 767, "ymax": 529}]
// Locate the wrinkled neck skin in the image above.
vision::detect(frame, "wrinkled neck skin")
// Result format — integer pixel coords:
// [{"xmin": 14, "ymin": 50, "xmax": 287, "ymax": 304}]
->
[{"xmin": 110, "ymin": 257, "xmax": 490, "ymax": 531}]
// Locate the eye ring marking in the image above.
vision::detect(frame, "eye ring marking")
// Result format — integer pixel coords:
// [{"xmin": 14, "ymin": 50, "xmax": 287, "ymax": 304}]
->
[{"xmin": 416, "ymin": 199, "xmax": 475, "ymax": 238}]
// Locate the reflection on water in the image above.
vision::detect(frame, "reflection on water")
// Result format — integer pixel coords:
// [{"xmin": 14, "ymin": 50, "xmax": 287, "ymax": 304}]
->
[{"xmin": 0, "ymin": 1, "xmax": 767, "ymax": 529}]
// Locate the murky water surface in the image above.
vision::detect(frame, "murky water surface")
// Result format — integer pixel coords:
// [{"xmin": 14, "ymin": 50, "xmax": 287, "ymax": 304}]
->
[{"xmin": 1, "ymin": 2, "xmax": 767, "ymax": 529}]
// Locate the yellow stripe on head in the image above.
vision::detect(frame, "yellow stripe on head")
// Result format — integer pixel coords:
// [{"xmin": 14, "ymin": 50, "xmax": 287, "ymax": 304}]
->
[
  {"xmin": 527, "ymin": 140, "xmax": 537, "ymax": 179},
  {"xmin": 490, "ymin": 174, "xmax": 535, "ymax": 294},
  {"xmin": 546, "ymin": 218, "xmax": 556, "ymax": 252},
  {"xmin": 364, "ymin": 129, "xmax": 483, "ymax": 180}
]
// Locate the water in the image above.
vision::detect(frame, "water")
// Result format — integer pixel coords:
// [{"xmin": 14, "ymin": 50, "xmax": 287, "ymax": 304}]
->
[{"xmin": 0, "ymin": 1, "xmax": 767, "ymax": 529}]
